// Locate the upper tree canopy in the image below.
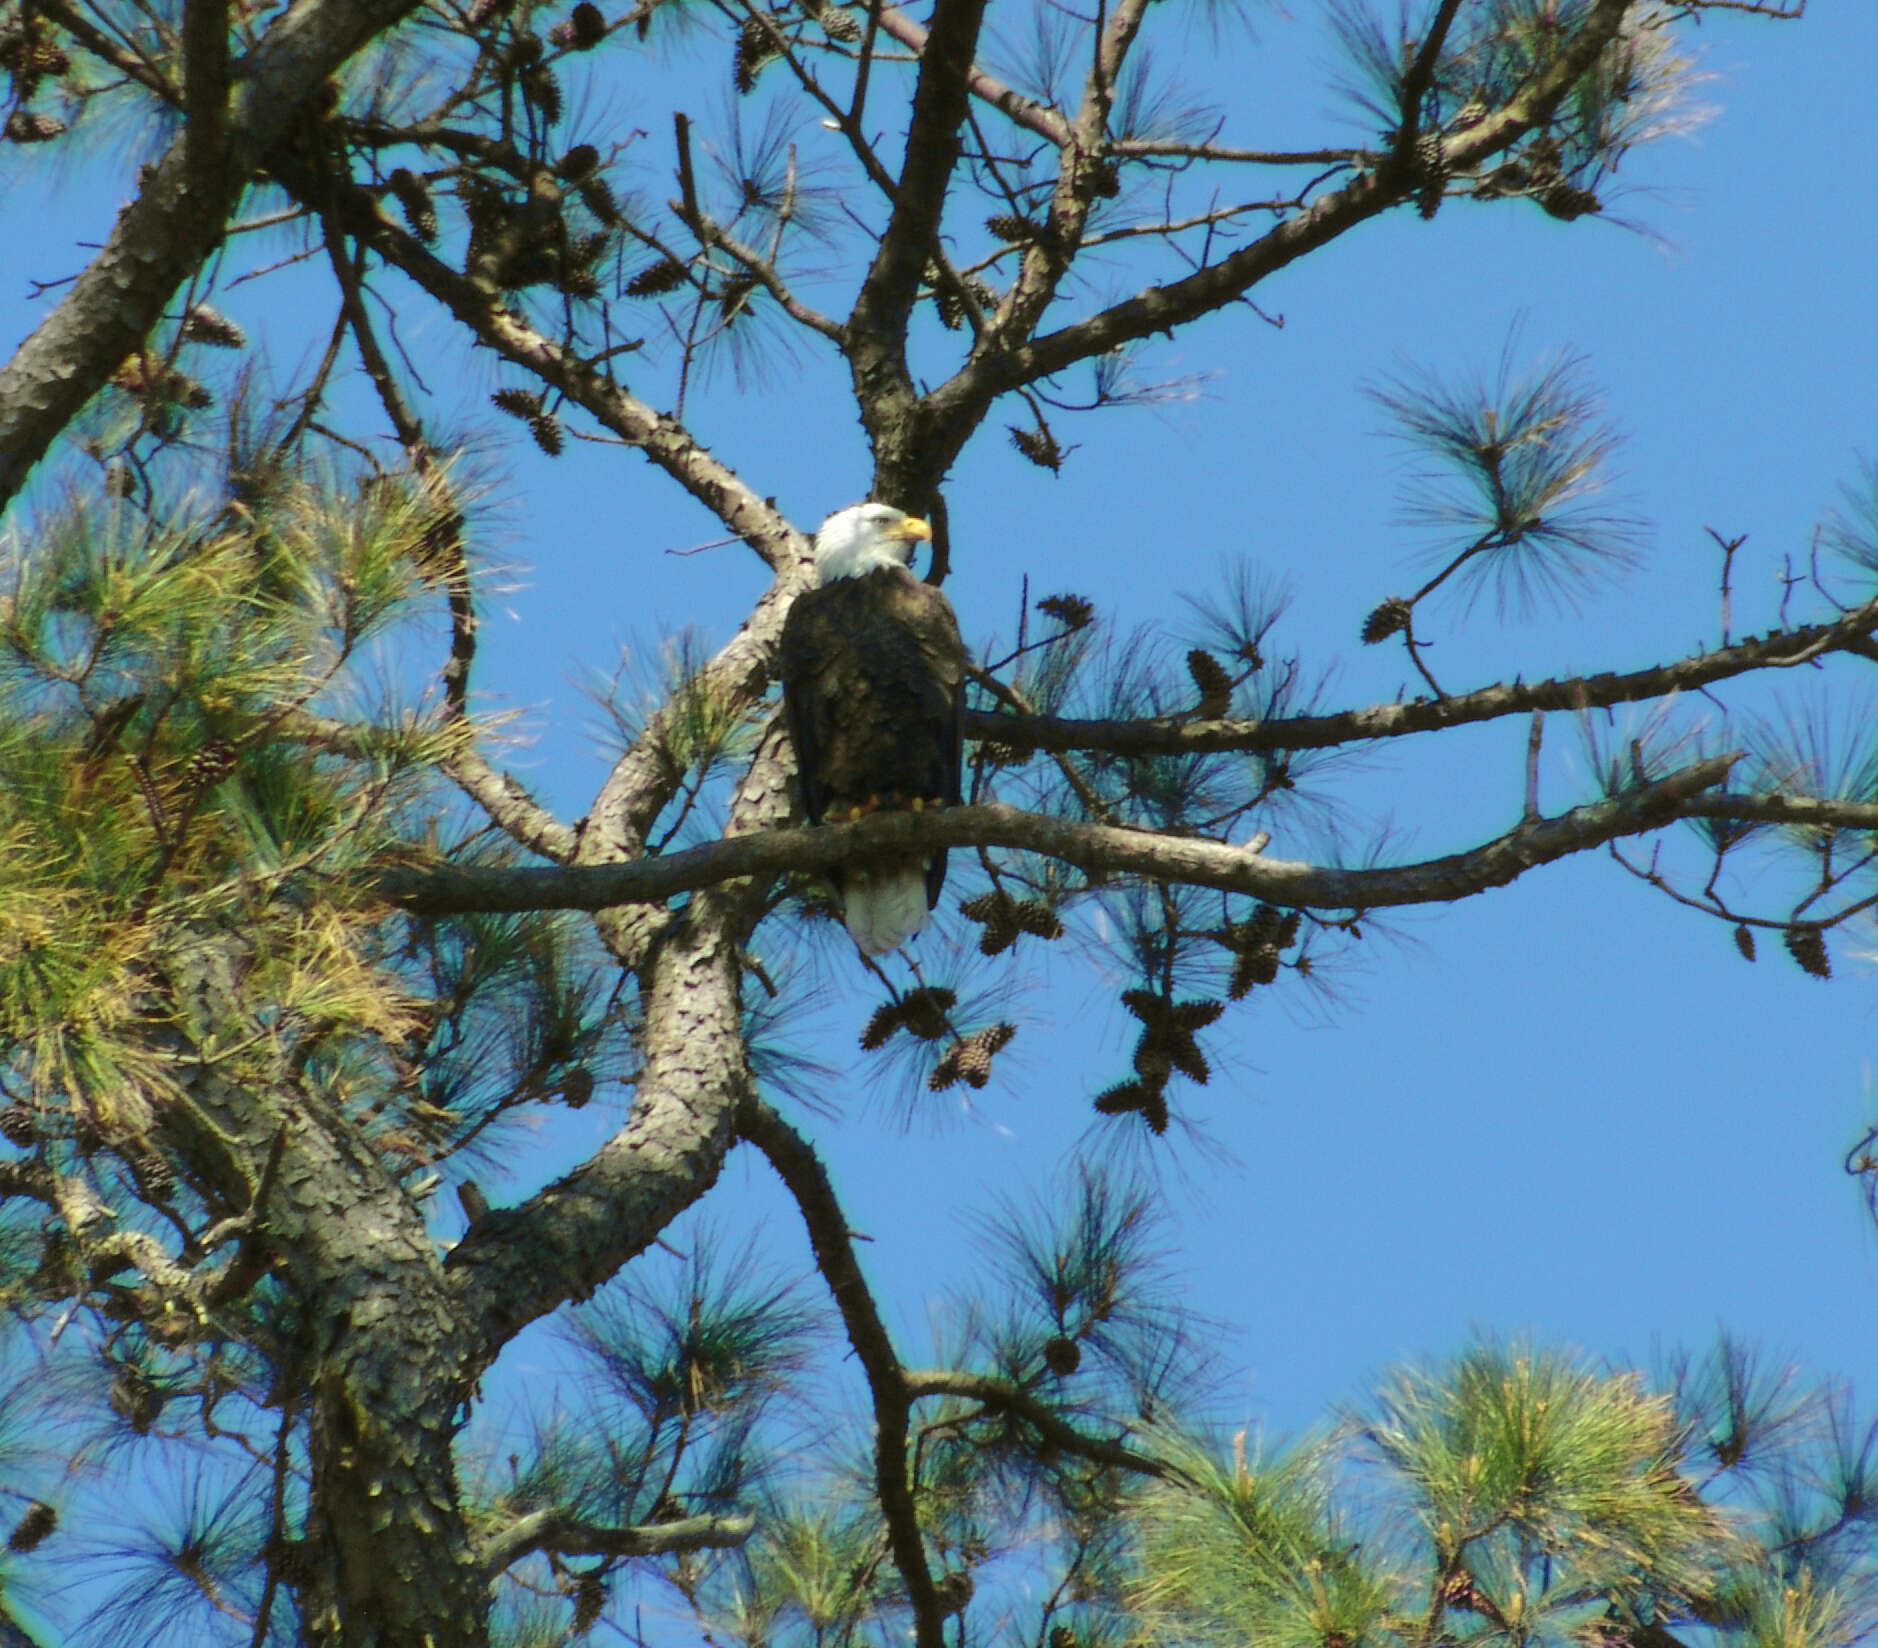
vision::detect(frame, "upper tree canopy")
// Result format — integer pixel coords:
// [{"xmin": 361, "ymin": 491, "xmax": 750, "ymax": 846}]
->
[{"xmin": 0, "ymin": 1, "xmax": 1873, "ymax": 1645}]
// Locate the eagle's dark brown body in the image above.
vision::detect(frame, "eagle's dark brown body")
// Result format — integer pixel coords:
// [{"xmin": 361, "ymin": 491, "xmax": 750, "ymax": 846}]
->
[{"xmin": 779, "ymin": 563, "xmax": 965, "ymax": 921}]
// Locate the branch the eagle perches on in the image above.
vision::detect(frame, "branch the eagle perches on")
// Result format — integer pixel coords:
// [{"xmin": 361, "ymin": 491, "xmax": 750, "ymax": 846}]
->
[{"xmin": 377, "ymin": 759, "xmax": 1746, "ymax": 920}]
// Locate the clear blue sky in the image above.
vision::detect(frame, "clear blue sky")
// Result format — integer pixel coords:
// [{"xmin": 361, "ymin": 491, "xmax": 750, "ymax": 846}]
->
[{"xmin": 3, "ymin": 0, "xmax": 1877, "ymax": 1608}]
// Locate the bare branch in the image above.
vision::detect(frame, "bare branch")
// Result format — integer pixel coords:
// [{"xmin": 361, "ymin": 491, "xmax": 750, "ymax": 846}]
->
[
  {"xmin": 738, "ymin": 1095, "xmax": 945, "ymax": 1648},
  {"xmin": 872, "ymin": 3, "xmax": 1071, "ymax": 146},
  {"xmin": 670, "ymin": 112, "xmax": 844, "ymax": 343},
  {"xmin": 963, "ymin": 597, "xmax": 1878, "ymax": 757},
  {"xmin": 445, "ymin": 730, "xmax": 796, "ymax": 1377},
  {"xmin": 181, "ymin": 0, "xmax": 231, "ymax": 194},
  {"xmin": 377, "ymin": 758, "xmax": 1741, "ymax": 918},
  {"xmin": 480, "ymin": 1509, "xmax": 755, "ymax": 1578}
]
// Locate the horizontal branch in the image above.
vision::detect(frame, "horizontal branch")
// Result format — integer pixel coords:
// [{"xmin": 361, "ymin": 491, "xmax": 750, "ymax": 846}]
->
[
  {"xmin": 375, "ymin": 757, "xmax": 1739, "ymax": 917},
  {"xmin": 479, "ymin": 1508, "xmax": 755, "ymax": 1578},
  {"xmin": 1683, "ymin": 793, "xmax": 1878, "ymax": 832},
  {"xmin": 904, "ymin": 1369, "xmax": 1185, "ymax": 1482},
  {"xmin": 965, "ymin": 600, "xmax": 1878, "ymax": 756}
]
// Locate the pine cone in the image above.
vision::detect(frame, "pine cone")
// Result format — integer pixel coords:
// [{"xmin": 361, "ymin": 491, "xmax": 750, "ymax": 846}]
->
[
  {"xmin": 554, "ymin": 1, "xmax": 607, "ymax": 49},
  {"xmin": 1361, "ymin": 596, "xmax": 1412, "ymax": 644},
  {"xmin": 180, "ymin": 304, "xmax": 246, "ymax": 348},
  {"xmin": 733, "ymin": 15, "xmax": 779, "ymax": 92},
  {"xmin": 8, "ymin": 1501, "xmax": 55, "ymax": 1553},
  {"xmin": 388, "ymin": 167, "xmax": 438, "ymax": 241},
  {"xmin": 1043, "ymin": 1336, "xmax": 1081, "ymax": 1377},
  {"xmin": 521, "ymin": 63, "xmax": 562, "ymax": 122},
  {"xmin": 4, "ymin": 109, "xmax": 64, "ymax": 143},
  {"xmin": 1010, "ymin": 425, "xmax": 1063, "ymax": 472},
  {"xmin": 0, "ymin": 1103, "xmax": 38, "ymax": 1147},
  {"xmin": 529, "ymin": 413, "xmax": 564, "ymax": 455},
  {"xmin": 108, "ymin": 1366, "xmax": 165, "ymax": 1434},
  {"xmin": 900, "ymin": 986, "xmax": 957, "ymax": 1041},
  {"xmin": 572, "ymin": 1569, "xmax": 607, "ymax": 1633},
  {"xmin": 1093, "ymin": 1079, "xmax": 1168, "ymax": 1135},
  {"xmin": 1037, "ymin": 593, "xmax": 1094, "ymax": 630},
  {"xmin": 492, "ymin": 386, "xmax": 543, "ymax": 418},
  {"xmin": 1538, "ymin": 180, "xmax": 1600, "ymax": 221},
  {"xmin": 986, "ymin": 213, "xmax": 1037, "ymax": 243},
  {"xmin": 579, "ymin": 177, "xmax": 618, "ymax": 222},
  {"xmin": 1012, "ymin": 900, "xmax": 1063, "ymax": 940},
  {"xmin": 1186, "ymin": 649, "xmax": 1232, "ymax": 718},
  {"xmin": 1784, "ymin": 924, "xmax": 1830, "ymax": 980},
  {"xmin": 1733, "ymin": 924, "xmax": 1756, "ymax": 963},
  {"xmin": 557, "ymin": 143, "xmax": 600, "ymax": 180},
  {"xmin": 1416, "ymin": 130, "xmax": 1445, "ymax": 219},
  {"xmin": 625, "ymin": 257, "xmax": 688, "ymax": 296}
]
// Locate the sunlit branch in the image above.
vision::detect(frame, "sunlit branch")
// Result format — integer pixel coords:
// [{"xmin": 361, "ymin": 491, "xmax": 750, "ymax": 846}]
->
[
  {"xmin": 446, "ymin": 740, "xmax": 791, "ymax": 1369},
  {"xmin": 962, "ymin": 596, "xmax": 1878, "ymax": 757},
  {"xmin": 991, "ymin": 0, "xmax": 1152, "ymax": 348},
  {"xmin": 1683, "ymin": 794, "xmax": 1878, "ymax": 833},
  {"xmin": 479, "ymin": 1509, "xmax": 756, "ymax": 1577},
  {"xmin": 376, "ymin": 758, "xmax": 1739, "ymax": 918},
  {"xmin": 872, "ymin": 3, "xmax": 1071, "ymax": 147},
  {"xmin": 1109, "ymin": 139, "xmax": 1368, "ymax": 164},
  {"xmin": 737, "ymin": 1095, "xmax": 947, "ymax": 1648}
]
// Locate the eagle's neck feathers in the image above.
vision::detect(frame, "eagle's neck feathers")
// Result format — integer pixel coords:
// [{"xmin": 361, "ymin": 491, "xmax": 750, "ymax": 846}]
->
[{"xmin": 815, "ymin": 539, "xmax": 907, "ymax": 584}]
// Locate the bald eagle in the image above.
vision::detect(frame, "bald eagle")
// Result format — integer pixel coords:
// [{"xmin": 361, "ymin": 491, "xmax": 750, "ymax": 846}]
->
[{"xmin": 779, "ymin": 502, "xmax": 966, "ymax": 954}]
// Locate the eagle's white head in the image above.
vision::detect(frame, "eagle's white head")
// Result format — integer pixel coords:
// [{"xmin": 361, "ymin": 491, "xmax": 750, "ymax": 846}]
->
[{"xmin": 812, "ymin": 501, "xmax": 933, "ymax": 584}]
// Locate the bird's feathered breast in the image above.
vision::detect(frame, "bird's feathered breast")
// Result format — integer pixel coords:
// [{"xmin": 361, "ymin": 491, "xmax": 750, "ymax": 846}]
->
[{"xmin": 778, "ymin": 566, "xmax": 965, "ymax": 828}]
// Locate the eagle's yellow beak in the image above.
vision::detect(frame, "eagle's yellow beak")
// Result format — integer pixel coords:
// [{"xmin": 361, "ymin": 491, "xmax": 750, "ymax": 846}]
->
[{"xmin": 895, "ymin": 516, "xmax": 934, "ymax": 542}]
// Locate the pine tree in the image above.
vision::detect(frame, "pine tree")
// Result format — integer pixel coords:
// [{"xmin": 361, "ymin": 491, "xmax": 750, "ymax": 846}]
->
[{"xmin": 0, "ymin": 1, "xmax": 1860, "ymax": 1644}]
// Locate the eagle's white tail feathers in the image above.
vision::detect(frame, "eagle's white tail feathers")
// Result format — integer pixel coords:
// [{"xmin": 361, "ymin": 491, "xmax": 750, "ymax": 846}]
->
[{"xmin": 842, "ymin": 860, "xmax": 930, "ymax": 955}]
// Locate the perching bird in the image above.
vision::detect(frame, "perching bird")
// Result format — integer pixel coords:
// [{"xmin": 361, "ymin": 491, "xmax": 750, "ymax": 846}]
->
[{"xmin": 778, "ymin": 501, "xmax": 966, "ymax": 954}]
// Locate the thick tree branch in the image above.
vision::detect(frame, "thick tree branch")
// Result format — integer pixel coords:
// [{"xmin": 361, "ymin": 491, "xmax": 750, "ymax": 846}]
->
[
  {"xmin": 846, "ymin": 0, "xmax": 992, "ymax": 483},
  {"xmin": 1682, "ymin": 794, "xmax": 1878, "ymax": 832},
  {"xmin": 376, "ymin": 757, "xmax": 1740, "ymax": 917},
  {"xmin": 479, "ymin": 1509, "xmax": 755, "ymax": 1578},
  {"xmin": 0, "ymin": 0, "xmax": 435, "ymax": 510},
  {"xmin": 737, "ymin": 1095, "xmax": 945, "ymax": 1648},
  {"xmin": 445, "ymin": 730, "xmax": 795, "ymax": 1379},
  {"xmin": 182, "ymin": 0, "xmax": 231, "ymax": 194}
]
